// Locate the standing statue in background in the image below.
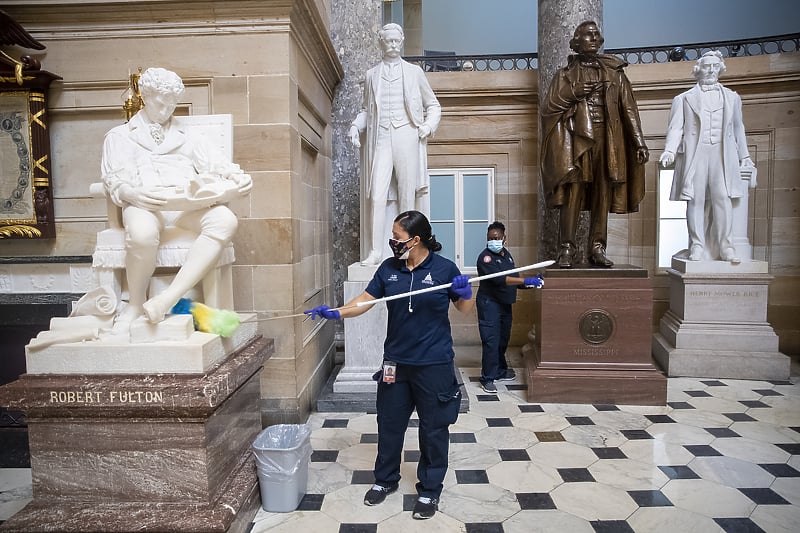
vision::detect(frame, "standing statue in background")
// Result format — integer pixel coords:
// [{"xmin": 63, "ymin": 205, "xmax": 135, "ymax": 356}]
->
[
  {"xmin": 350, "ymin": 23, "xmax": 441, "ymax": 266},
  {"xmin": 101, "ymin": 67, "xmax": 252, "ymax": 332},
  {"xmin": 540, "ymin": 21, "xmax": 649, "ymax": 268},
  {"xmin": 660, "ymin": 50, "xmax": 755, "ymax": 263}
]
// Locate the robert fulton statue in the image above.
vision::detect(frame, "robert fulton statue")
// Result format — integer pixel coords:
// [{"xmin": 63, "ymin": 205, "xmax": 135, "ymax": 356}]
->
[{"xmin": 540, "ymin": 21, "xmax": 649, "ymax": 268}]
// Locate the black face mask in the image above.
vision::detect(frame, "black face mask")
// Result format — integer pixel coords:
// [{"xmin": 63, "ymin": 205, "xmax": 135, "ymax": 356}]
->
[{"xmin": 388, "ymin": 237, "xmax": 413, "ymax": 259}]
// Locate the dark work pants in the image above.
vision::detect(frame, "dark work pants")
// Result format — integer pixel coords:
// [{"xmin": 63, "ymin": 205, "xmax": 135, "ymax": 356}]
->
[
  {"xmin": 374, "ymin": 361, "xmax": 461, "ymax": 500},
  {"xmin": 477, "ymin": 294, "xmax": 512, "ymax": 384}
]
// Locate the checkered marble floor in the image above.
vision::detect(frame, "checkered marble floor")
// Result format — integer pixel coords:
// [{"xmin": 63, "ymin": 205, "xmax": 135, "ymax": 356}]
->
[{"xmin": 2, "ymin": 368, "xmax": 799, "ymax": 532}]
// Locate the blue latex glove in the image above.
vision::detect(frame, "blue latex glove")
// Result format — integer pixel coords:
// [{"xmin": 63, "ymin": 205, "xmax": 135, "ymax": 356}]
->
[
  {"xmin": 451, "ymin": 275, "xmax": 472, "ymax": 300},
  {"xmin": 524, "ymin": 275, "xmax": 544, "ymax": 289},
  {"xmin": 304, "ymin": 305, "xmax": 341, "ymax": 320}
]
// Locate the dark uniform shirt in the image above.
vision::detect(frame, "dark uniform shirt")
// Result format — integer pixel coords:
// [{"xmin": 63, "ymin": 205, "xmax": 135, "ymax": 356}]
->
[
  {"xmin": 476, "ymin": 247, "xmax": 518, "ymax": 305},
  {"xmin": 366, "ymin": 252, "xmax": 462, "ymax": 366}
]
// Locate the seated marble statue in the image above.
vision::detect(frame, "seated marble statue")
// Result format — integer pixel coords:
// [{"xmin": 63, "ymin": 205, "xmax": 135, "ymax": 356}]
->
[
  {"xmin": 100, "ymin": 67, "xmax": 252, "ymax": 332},
  {"xmin": 660, "ymin": 51, "xmax": 754, "ymax": 263}
]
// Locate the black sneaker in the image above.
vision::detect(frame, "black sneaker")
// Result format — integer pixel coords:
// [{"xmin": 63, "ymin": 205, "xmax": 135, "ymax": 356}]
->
[
  {"xmin": 481, "ymin": 381, "xmax": 498, "ymax": 393},
  {"xmin": 412, "ymin": 496, "xmax": 438, "ymax": 519},
  {"xmin": 363, "ymin": 483, "xmax": 398, "ymax": 506},
  {"xmin": 498, "ymin": 369, "xmax": 517, "ymax": 381}
]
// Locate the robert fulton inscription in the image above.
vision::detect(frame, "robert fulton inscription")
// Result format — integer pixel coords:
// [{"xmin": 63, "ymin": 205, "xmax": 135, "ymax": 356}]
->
[{"xmin": 49, "ymin": 390, "xmax": 165, "ymax": 404}]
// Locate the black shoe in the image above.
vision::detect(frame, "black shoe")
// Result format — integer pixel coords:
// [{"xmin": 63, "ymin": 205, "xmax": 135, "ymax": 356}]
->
[
  {"xmin": 589, "ymin": 242, "xmax": 614, "ymax": 267},
  {"xmin": 497, "ymin": 369, "xmax": 516, "ymax": 381},
  {"xmin": 557, "ymin": 242, "xmax": 575, "ymax": 268},
  {"xmin": 363, "ymin": 483, "xmax": 398, "ymax": 506},
  {"xmin": 412, "ymin": 497, "xmax": 438, "ymax": 519},
  {"xmin": 481, "ymin": 381, "xmax": 498, "ymax": 393}
]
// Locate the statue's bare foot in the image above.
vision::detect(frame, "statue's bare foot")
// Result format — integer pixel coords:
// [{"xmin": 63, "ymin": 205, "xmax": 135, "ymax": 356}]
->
[
  {"xmin": 143, "ymin": 294, "xmax": 175, "ymax": 323},
  {"xmin": 361, "ymin": 250, "xmax": 382, "ymax": 266},
  {"xmin": 110, "ymin": 305, "xmax": 144, "ymax": 335}
]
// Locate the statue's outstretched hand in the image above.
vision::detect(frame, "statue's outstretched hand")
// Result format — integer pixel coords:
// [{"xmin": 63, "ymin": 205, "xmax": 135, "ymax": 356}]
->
[
  {"xmin": 348, "ymin": 126, "xmax": 361, "ymax": 148},
  {"xmin": 660, "ymin": 151, "xmax": 675, "ymax": 167},
  {"xmin": 229, "ymin": 172, "xmax": 253, "ymax": 195}
]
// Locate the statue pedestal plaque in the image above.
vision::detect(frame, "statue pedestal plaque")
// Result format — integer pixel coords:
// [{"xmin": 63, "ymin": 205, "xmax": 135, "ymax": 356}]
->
[
  {"xmin": 652, "ymin": 257, "xmax": 789, "ymax": 380},
  {"xmin": 523, "ymin": 266, "xmax": 666, "ymax": 405},
  {"xmin": 0, "ymin": 335, "xmax": 272, "ymax": 533},
  {"xmin": 334, "ymin": 262, "xmax": 386, "ymax": 393}
]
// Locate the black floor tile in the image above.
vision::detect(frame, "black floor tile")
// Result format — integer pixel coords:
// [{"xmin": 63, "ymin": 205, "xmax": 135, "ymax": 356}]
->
[
  {"xmin": 403, "ymin": 493, "xmax": 417, "ymax": 511},
  {"xmin": 789, "ymin": 426, "xmax": 800, "ymax": 434},
  {"xmin": 759, "ymin": 463, "xmax": 800, "ymax": 477},
  {"xmin": 775, "ymin": 443, "xmax": 800, "ymax": 455},
  {"xmin": 351, "ymin": 470, "xmax": 375, "ymax": 484},
  {"xmin": 713, "ymin": 517, "xmax": 766, "ymax": 533},
  {"xmin": 627, "ymin": 490, "xmax": 673, "ymax": 507},
  {"xmin": 360, "ymin": 433, "xmax": 378, "ymax": 443},
  {"xmin": 477, "ymin": 394, "xmax": 501, "ymax": 402},
  {"xmin": 752, "ymin": 389, "xmax": 783, "ymax": 396},
  {"xmin": 738, "ymin": 487, "xmax": 790, "ymax": 505},
  {"xmin": 469, "ymin": 376, "xmax": 481, "ymax": 382},
  {"xmin": 297, "ymin": 493, "xmax": 325, "ymax": 511},
  {"xmin": 557, "ymin": 467, "xmax": 595, "ymax": 482},
  {"xmin": 590, "ymin": 520, "xmax": 635, "ymax": 533},
  {"xmin": 658, "ymin": 465, "xmax": 701, "ymax": 479},
  {"xmin": 593, "ymin": 404, "xmax": 620, "ymax": 411},
  {"xmin": 455, "ymin": 469, "xmax": 490, "ymax": 484},
  {"xmin": 767, "ymin": 380, "xmax": 793, "ymax": 386},
  {"xmin": 322, "ymin": 418, "xmax": 350, "ymax": 428},
  {"xmin": 404, "ymin": 450, "xmax": 421, "ymax": 462},
  {"xmin": 724, "ymin": 413, "xmax": 756, "ymax": 422},
  {"xmin": 486, "ymin": 417, "xmax": 514, "ymax": 427},
  {"xmin": 310, "ymin": 450, "xmax": 339, "ymax": 462},
  {"xmin": 450, "ymin": 433, "xmax": 477, "ymax": 444},
  {"xmin": 667, "ymin": 402, "xmax": 695, "ymax": 409},
  {"xmin": 592, "ymin": 447, "xmax": 627, "ymax": 459},
  {"xmin": 499, "ymin": 449, "xmax": 530, "ymax": 461},
  {"xmin": 505, "ymin": 384, "xmax": 527, "ymax": 391},
  {"xmin": 684, "ymin": 444, "xmax": 722, "ymax": 457},
  {"xmin": 645, "ymin": 414, "xmax": 676, "ymax": 424},
  {"xmin": 516, "ymin": 492, "xmax": 556, "ymax": 510},
  {"xmin": 705, "ymin": 427, "xmax": 741, "ymax": 438},
  {"xmin": 519, "ymin": 404, "xmax": 544, "ymax": 413},
  {"xmin": 465, "ymin": 523, "xmax": 504, "ymax": 533},
  {"xmin": 701, "ymin": 380, "xmax": 727, "ymax": 387},
  {"xmin": 566, "ymin": 416, "xmax": 595, "ymax": 425},
  {"xmin": 620, "ymin": 429, "xmax": 652, "ymax": 440},
  {"xmin": 535, "ymin": 431, "xmax": 565, "ymax": 442},
  {"xmin": 340, "ymin": 524, "xmax": 377, "ymax": 533},
  {"xmin": 739, "ymin": 400, "xmax": 770, "ymax": 408},
  {"xmin": 684, "ymin": 390, "xmax": 712, "ymax": 397}
]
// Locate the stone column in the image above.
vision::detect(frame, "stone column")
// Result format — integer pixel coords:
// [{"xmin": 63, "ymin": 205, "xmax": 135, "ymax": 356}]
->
[
  {"xmin": 403, "ymin": 0, "xmax": 423, "ymax": 56},
  {"xmin": 537, "ymin": 0, "xmax": 602, "ymax": 263},
  {"xmin": 330, "ymin": 0, "xmax": 382, "ymax": 309}
]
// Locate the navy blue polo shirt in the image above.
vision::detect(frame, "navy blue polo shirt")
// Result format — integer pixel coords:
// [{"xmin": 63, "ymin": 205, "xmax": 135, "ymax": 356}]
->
[
  {"xmin": 476, "ymin": 247, "xmax": 518, "ymax": 305},
  {"xmin": 365, "ymin": 252, "xmax": 463, "ymax": 366}
]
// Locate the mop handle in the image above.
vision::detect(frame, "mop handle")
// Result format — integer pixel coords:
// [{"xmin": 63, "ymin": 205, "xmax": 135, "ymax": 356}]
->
[{"xmin": 355, "ymin": 259, "xmax": 555, "ymax": 307}]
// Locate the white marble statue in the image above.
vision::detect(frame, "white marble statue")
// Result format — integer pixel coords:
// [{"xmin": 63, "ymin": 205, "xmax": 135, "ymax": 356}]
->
[
  {"xmin": 349, "ymin": 23, "xmax": 441, "ymax": 265},
  {"xmin": 101, "ymin": 67, "xmax": 252, "ymax": 332},
  {"xmin": 660, "ymin": 50, "xmax": 755, "ymax": 263}
]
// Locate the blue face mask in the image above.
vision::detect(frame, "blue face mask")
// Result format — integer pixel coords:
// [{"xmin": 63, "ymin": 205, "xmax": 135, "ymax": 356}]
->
[{"xmin": 487, "ymin": 240, "xmax": 504, "ymax": 253}]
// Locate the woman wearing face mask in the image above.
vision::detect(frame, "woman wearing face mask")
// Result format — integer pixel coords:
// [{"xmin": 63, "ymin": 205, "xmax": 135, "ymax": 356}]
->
[
  {"xmin": 476, "ymin": 221, "xmax": 543, "ymax": 394},
  {"xmin": 305, "ymin": 210, "xmax": 473, "ymax": 520}
]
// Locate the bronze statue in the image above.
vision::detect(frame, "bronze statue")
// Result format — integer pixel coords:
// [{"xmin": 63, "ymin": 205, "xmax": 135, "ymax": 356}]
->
[{"xmin": 540, "ymin": 21, "xmax": 649, "ymax": 268}]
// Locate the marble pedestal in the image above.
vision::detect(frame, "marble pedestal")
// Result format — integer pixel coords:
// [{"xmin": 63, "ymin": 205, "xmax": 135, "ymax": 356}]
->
[
  {"xmin": 652, "ymin": 257, "xmax": 789, "ymax": 380},
  {"xmin": 0, "ymin": 334, "xmax": 272, "ymax": 533},
  {"xmin": 523, "ymin": 266, "xmax": 667, "ymax": 405},
  {"xmin": 335, "ymin": 262, "xmax": 386, "ymax": 393}
]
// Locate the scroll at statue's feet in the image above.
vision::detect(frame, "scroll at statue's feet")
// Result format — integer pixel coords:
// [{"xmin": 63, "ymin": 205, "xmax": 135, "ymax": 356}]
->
[
  {"xmin": 361, "ymin": 250, "xmax": 382, "ymax": 266},
  {"xmin": 143, "ymin": 294, "xmax": 176, "ymax": 323}
]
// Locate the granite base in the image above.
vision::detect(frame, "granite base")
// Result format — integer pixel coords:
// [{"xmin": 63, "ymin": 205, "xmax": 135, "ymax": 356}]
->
[
  {"xmin": 523, "ymin": 265, "xmax": 667, "ymax": 405},
  {"xmin": 652, "ymin": 259, "xmax": 790, "ymax": 380},
  {"xmin": 0, "ymin": 335, "xmax": 272, "ymax": 532}
]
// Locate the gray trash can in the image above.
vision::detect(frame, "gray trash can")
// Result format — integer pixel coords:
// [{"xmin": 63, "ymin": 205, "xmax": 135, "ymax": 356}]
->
[{"xmin": 252, "ymin": 424, "xmax": 312, "ymax": 512}]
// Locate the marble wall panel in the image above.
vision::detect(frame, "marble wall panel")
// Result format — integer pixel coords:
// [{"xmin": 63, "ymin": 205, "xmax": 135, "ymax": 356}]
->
[
  {"xmin": 249, "ymin": 171, "xmax": 293, "ymax": 220},
  {"xmin": 233, "ymin": 218, "xmax": 293, "ymax": 266}
]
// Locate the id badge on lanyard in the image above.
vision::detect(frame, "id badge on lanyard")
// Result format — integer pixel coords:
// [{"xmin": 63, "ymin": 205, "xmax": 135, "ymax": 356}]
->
[{"xmin": 382, "ymin": 361, "xmax": 397, "ymax": 383}]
